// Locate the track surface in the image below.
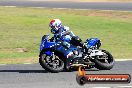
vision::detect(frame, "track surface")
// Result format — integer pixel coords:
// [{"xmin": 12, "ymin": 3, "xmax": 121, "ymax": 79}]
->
[
  {"xmin": 0, "ymin": 61, "xmax": 132, "ymax": 88},
  {"xmin": 0, "ymin": 1, "xmax": 132, "ymax": 11}
]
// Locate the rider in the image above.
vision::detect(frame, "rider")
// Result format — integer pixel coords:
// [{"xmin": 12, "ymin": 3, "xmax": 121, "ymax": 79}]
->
[
  {"xmin": 49, "ymin": 19, "xmax": 74, "ymax": 42},
  {"xmin": 49, "ymin": 19, "xmax": 87, "ymax": 51}
]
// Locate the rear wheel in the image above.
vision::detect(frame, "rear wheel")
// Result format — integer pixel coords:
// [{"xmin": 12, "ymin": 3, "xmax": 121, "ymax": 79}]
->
[
  {"xmin": 39, "ymin": 50, "xmax": 64, "ymax": 73},
  {"xmin": 92, "ymin": 50, "xmax": 114, "ymax": 70}
]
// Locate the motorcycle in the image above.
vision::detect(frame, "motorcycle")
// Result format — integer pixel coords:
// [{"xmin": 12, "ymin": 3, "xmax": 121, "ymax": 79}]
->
[{"xmin": 39, "ymin": 34, "xmax": 114, "ymax": 73}]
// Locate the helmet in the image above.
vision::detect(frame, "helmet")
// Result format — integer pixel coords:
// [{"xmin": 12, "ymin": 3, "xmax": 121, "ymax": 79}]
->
[{"xmin": 49, "ymin": 19, "xmax": 62, "ymax": 34}]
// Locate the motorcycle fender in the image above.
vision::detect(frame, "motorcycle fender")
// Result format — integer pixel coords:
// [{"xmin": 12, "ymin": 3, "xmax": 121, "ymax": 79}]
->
[
  {"xmin": 89, "ymin": 50, "xmax": 105, "ymax": 57},
  {"xmin": 44, "ymin": 51, "xmax": 53, "ymax": 56}
]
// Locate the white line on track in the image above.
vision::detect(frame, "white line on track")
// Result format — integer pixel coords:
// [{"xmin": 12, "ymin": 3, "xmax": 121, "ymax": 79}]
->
[
  {"xmin": 0, "ymin": 64, "xmax": 7, "ymax": 65},
  {"xmin": 23, "ymin": 63, "xmax": 33, "ymax": 64},
  {"xmin": 115, "ymin": 59, "xmax": 132, "ymax": 61},
  {"xmin": 0, "ymin": 63, "xmax": 33, "ymax": 65},
  {"xmin": 2, "ymin": 6, "xmax": 17, "ymax": 8}
]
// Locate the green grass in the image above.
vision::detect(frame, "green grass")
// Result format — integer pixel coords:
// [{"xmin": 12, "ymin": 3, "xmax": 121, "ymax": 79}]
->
[{"xmin": 0, "ymin": 7, "xmax": 132, "ymax": 64}]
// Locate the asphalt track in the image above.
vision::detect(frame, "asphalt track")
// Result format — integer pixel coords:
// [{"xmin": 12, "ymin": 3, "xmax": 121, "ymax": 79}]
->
[
  {"xmin": 0, "ymin": 1, "xmax": 132, "ymax": 11},
  {"xmin": 0, "ymin": 61, "xmax": 132, "ymax": 88}
]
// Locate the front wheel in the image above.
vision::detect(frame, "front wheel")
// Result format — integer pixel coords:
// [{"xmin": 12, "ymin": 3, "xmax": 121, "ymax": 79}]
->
[
  {"xmin": 39, "ymin": 50, "xmax": 64, "ymax": 73},
  {"xmin": 92, "ymin": 50, "xmax": 115, "ymax": 70}
]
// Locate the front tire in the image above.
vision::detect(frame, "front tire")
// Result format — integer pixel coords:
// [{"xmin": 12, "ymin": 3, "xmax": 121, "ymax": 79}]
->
[
  {"xmin": 92, "ymin": 50, "xmax": 114, "ymax": 70},
  {"xmin": 39, "ymin": 50, "xmax": 64, "ymax": 73}
]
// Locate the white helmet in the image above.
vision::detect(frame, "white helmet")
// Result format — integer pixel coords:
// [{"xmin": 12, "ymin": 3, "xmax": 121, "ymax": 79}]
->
[{"xmin": 49, "ymin": 19, "xmax": 62, "ymax": 34}]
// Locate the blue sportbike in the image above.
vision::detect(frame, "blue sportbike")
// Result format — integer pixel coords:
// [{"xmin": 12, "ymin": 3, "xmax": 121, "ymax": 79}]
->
[{"xmin": 39, "ymin": 35, "xmax": 114, "ymax": 72}]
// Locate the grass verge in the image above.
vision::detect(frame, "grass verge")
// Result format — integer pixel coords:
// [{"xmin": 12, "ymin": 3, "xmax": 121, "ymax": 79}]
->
[{"xmin": 0, "ymin": 7, "xmax": 132, "ymax": 64}]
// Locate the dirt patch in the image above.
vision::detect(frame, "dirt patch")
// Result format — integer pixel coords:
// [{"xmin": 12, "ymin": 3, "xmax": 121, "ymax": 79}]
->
[
  {"xmin": 15, "ymin": 48, "xmax": 28, "ymax": 52},
  {"xmin": 85, "ymin": 11, "xmax": 132, "ymax": 20},
  {"xmin": 57, "ymin": 9, "xmax": 132, "ymax": 20},
  {"xmin": 0, "ymin": 48, "xmax": 29, "ymax": 53}
]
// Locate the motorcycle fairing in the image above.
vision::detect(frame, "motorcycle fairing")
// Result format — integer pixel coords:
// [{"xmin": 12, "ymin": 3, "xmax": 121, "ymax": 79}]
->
[
  {"xmin": 87, "ymin": 38, "xmax": 100, "ymax": 48},
  {"xmin": 40, "ymin": 35, "xmax": 57, "ymax": 56},
  {"xmin": 40, "ymin": 39, "xmax": 56, "ymax": 50}
]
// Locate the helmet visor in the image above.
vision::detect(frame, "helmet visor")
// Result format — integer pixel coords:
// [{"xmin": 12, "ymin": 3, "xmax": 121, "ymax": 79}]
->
[
  {"xmin": 51, "ymin": 28, "xmax": 59, "ymax": 34},
  {"xmin": 51, "ymin": 26, "xmax": 55, "ymax": 29}
]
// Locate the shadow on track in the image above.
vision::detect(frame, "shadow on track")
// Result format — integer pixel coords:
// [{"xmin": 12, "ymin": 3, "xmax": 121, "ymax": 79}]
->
[
  {"xmin": 0, "ymin": 70, "xmax": 48, "ymax": 73},
  {"xmin": 0, "ymin": 69, "xmax": 99, "ymax": 73}
]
